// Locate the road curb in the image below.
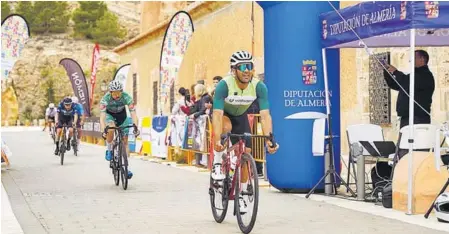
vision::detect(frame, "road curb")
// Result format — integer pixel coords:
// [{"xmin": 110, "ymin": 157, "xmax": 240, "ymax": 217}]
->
[{"xmin": 1, "ymin": 182, "xmax": 24, "ymax": 234}]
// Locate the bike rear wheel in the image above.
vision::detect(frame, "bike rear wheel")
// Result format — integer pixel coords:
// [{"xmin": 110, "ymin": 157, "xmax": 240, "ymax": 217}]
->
[
  {"xmin": 120, "ymin": 141, "xmax": 128, "ymax": 190},
  {"xmin": 209, "ymin": 160, "xmax": 230, "ymax": 223},
  {"xmin": 59, "ymin": 138, "xmax": 65, "ymax": 165},
  {"xmin": 235, "ymin": 153, "xmax": 259, "ymax": 234}
]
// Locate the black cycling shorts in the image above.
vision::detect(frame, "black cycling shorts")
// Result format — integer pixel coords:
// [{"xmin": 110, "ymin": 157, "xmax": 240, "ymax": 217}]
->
[
  {"xmin": 47, "ymin": 116, "xmax": 55, "ymax": 122},
  {"xmin": 224, "ymin": 112, "xmax": 252, "ymax": 148},
  {"xmin": 56, "ymin": 113, "xmax": 73, "ymax": 129},
  {"xmin": 106, "ymin": 109, "xmax": 127, "ymax": 126}
]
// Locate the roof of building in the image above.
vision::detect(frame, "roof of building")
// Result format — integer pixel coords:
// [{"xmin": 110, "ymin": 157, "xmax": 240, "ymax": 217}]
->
[{"xmin": 113, "ymin": 1, "xmax": 232, "ymax": 54}]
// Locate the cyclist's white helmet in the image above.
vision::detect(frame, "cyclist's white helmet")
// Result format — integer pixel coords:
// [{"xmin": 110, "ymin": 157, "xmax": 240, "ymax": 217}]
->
[
  {"xmin": 49, "ymin": 103, "xmax": 55, "ymax": 108},
  {"xmin": 108, "ymin": 80, "xmax": 123, "ymax": 91},
  {"xmin": 434, "ymin": 192, "xmax": 449, "ymax": 222},
  {"xmin": 71, "ymin": 96, "xmax": 79, "ymax": 103},
  {"xmin": 230, "ymin": 50, "xmax": 253, "ymax": 68}
]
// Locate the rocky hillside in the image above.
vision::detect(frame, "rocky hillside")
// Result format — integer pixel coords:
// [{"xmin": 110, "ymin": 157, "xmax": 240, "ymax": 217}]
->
[{"xmin": 2, "ymin": 1, "xmax": 141, "ymax": 124}]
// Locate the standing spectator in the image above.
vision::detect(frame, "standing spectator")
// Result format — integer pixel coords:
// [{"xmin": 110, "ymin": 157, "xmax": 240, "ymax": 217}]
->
[
  {"xmin": 211, "ymin": 76, "xmax": 223, "ymax": 98},
  {"xmin": 383, "ymin": 50, "xmax": 435, "ymax": 129},
  {"xmin": 171, "ymin": 87, "xmax": 190, "ymax": 116},
  {"xmin": 189, "ymin": 84, "xmax": 212, "ymax": 168},
  {"xmin": 190, "ymin": 84, "xmax": 212, "ymax": 119}
]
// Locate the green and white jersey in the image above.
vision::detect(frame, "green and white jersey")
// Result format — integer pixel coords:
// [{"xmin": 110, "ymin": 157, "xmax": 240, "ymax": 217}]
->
[
  {"xmin": 213, "ymin": 75, "xmax": 269, "ymax": 116},
  {"xmin": 99, "ymin": 92, "xmax": 135, "ymax": 114}
]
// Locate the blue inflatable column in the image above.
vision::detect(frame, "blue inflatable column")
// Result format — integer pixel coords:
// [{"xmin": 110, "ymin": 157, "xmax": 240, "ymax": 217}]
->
[{"xmin": 257, "ymin": 2, "xmax": 341, "ymax": 192}]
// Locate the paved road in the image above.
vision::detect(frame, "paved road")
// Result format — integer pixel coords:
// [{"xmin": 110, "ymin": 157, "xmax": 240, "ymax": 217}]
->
[{"xmin": 1, "ymin": 131, "xmax": 446, "ymax": 234}]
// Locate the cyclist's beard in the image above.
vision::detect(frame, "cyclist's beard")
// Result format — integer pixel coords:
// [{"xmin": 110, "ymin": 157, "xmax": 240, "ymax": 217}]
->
[{"xmin": 236, "ymin": 73, "xmax": 252, "ymax": 84}]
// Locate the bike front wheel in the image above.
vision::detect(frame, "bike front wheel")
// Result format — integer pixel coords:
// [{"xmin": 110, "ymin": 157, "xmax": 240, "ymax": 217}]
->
[
  {"xmin": 112, "ymin": 144, "xmax": 120, "ymax": 186},
  {"xmin": 59, "ymin": 142, "xmax": 65, "ymax": 166},
  {"xmin": 209, "ymin": 160, "xmax": 230, "ymax": 223},
  {"xmin": 120, "ymin": 141, "xmax": 128, "ymax": 190},
  {"xmin": 234, "ymin": 153, "xmax": 259, "ymax": 234}
]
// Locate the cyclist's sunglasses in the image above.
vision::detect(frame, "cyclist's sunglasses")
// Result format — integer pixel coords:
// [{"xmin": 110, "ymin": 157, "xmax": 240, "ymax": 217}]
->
[{"xmin": 235, "ymin": 63, "xmax": 253, "ymax": 72}]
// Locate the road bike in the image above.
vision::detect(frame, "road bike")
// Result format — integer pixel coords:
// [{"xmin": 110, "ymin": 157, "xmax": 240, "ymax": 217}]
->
[
  {"xmin": 58, "ymin": 124, "xmax": 70, "ymax": 165},
  {"xmin": 209, "ymin": 132, "xmax": 276, "ymax": 234},
  {"xmin": 105, "ymin": 125, "xmax": 136, "ymax": 190}
]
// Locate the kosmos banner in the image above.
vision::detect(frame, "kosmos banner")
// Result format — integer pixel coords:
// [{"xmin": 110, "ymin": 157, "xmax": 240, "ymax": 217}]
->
[
  {"xmin": 159, "ymin": 11, "xmax": 194, "ymax": 112},
  {"xmin": 1, "ymin": 14, "xmax": 30, "ymax": 80},
  {"xmin": 59, "ymin": 58, "xmax": 91, "ymax": 116}
]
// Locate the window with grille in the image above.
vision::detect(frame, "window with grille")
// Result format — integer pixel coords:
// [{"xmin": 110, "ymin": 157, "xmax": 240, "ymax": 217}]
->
[
  {"xmin": 153, "ymin": 81, "xmax": 158, "ymax": 115},
  {"xmin": 368, "ymin": 52, "xmax": 391, "ymax": 125},
  {"xmin": 132, "ymin": 73, "xmax": 138, "ymax": 104}
]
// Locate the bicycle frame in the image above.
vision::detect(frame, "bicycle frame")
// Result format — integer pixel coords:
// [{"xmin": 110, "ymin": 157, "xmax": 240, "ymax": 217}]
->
[
  {"xmin": 219, "ymin": 133, "xmax": 275, "ymax": 200},
  {"xmin": 224, "ymin": 138, "xmax": 247, "ymax": 201}
]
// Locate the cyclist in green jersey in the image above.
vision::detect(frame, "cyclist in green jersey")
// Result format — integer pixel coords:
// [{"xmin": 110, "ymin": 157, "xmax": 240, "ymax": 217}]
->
[
  {"xmin": 100, "ymin": 80, "xmax": 140, "ymax": 179},
  {"xmin": 212, "ymin": 50, "xmax": 279, "ymax": 212}
]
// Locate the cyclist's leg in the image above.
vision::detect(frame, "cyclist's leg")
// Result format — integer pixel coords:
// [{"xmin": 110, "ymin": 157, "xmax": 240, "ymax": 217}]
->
[
  {"xmin": 66, "ymin": 118, "xmax": 74, "ymax": 151},
  {"xmin": 49, "ymin": 118, "xmax": 54, "ymax": 130},
  {"xmin": 119, "ymin": 117, "xmax": 133, "ymax": 179},
  {"xmin": 229, "ymin": 113, "xmax": 252, "ymax": 213},
  {"xmin": 76, "ymin": 118, "xmax": 82, "ymax": 146},
  {"xmin": 54, "ymin": 115, "xmax": 64, "ymax": 154},
  {"xmin": 119, "ymin": 117, "xmax": 133, "ymax": 157},
  {"xmin": 228, "ymin": 113, "xmax": 252, "ymax": 183},
  {"xmin": 211, "ymin": 114, "xmax": 232, "ymax": 180},
  {"xmin": 104, "ymin": 113, "xmax": 118, "ymax": 161}
]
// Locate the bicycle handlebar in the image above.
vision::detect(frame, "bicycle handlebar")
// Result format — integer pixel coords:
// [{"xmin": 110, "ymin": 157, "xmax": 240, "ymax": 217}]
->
[
  {"xmin": 220, "ymin": 132, "xmax": 277, "ymax": 148},
  {"xmin": 104, "ymin": 124, "xmax": 137, "ymax": 132}
]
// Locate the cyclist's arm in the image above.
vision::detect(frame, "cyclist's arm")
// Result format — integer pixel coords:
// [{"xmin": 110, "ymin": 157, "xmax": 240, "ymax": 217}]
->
[
  {"xmin": 99, "ymin": 96, "xmax": 108, "ymax": 130},
  {"xmin": 124, "ymin": 92, "xmax": 138, "ymax": 126},
  {"xmin": 212, "ymin": 81, "xmax": 228, "ymax": 147},
  {"xmin": 73, "ymin": 106, "xmax": 78, "ymax": 126},
  {"xmin": 256, "ymin": 82, "xmax": 273, "ymax": 142},
  {"xmin": 77, "ymin": 104, "xmax": 85, "ymax": 124},
  {"xmin": 73, "ymin": 113, "xmax": 78, "ymax": 126},
  {"xmin": 55, "ymin": 109, "xmax": 60, "ymax": 124}
]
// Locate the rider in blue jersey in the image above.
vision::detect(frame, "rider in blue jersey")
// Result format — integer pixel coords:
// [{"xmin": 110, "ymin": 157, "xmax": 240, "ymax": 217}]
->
[{"xmin": 54, "ymin": 98, "xmax": 78, "ymax": 155}]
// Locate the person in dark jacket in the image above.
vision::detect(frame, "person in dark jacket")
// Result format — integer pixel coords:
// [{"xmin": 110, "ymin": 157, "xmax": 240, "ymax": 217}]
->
[
  {"xmin": 190, "ymin": 84, "xmax": 212, "ymax": 119},
  {"xmin": 383, "ymin": 50, "xmax": 435, "ymax": 129}
]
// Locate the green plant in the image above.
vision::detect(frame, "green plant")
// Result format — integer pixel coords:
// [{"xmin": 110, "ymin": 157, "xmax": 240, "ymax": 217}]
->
[
  {"xmin": 91, "ymin": 12, "xmax": 126, "ymax": 45},
  {"xmin": 32, "ymin": 2, "xmax": 70, "ymax": 34},
  {"xmin": 72, "ymin": 1, "xmax": 107, "ymax": 39},
  {"xmin": 72, "ymin": 2, "xmax": 126, "ymax": 46},
  {"xmin": 16, "ymin": 1, "xmax": 70, "ymax": 34},
  {"xmin": 1, "ymin": 2, "xmax": 11, "ymax": 22},
  {"xmin": 15, "ymin": 1, "xmax": 34, "ymax": 25}
]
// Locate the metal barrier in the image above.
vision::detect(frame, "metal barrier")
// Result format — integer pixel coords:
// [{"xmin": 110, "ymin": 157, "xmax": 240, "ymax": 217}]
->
[
  {"xmin": 80, "ymin": 117, "xmax": 106, "ymax": 146},
  {"xmin": 79, "ymin": 114, "xmax": 266, "ymax": 172},
  {"xmin": 167, "ymin": 116, "xmax": 212, "ymax": 167},
  {"xmin": 249, "ymin": 114, "xmax": 266, "ymax": 163},
  {"xmin": 167, "ymin": 114, "xmax": 266, "ymax": 171}
]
